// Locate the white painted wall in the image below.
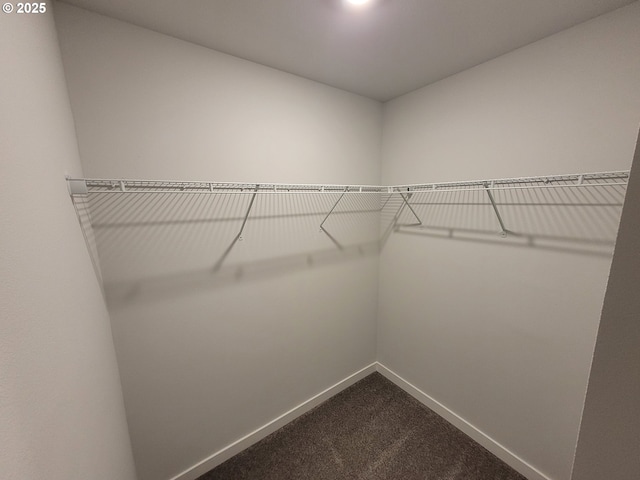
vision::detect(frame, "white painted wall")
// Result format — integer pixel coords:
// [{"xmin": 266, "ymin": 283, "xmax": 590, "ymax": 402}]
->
[
  {"xmin": 0, "ymin": 4, "xmax": 137, "ymax": 480},
  {"xmin": 54, "ymin": 3, "xmax": 381, "ymax": 185},
  {"xmin": 571, "ymin": 130, "xmax": 640, "ymax": 480},
  {"xmin": 378, "ymin": 3, "xmax": 640, "ymax": 480},
  {"xmin": 54, "ymin": 4, "xmax": 382, "ymax": 480}
]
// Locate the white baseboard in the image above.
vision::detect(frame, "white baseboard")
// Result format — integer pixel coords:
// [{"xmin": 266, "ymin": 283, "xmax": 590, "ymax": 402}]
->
[
  {"xmin": 169, "ymin": 362, "xmax": 377, "ymax": 480},
  {"xmin": 375, "ymin": 362, "xmax": 552, "ymax": 480},
  {"xmin": 170, "ymin": 361, "xmax": 551, "ymax": 480}
]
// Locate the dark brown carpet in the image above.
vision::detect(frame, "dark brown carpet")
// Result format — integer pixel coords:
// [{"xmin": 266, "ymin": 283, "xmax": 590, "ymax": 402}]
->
[{"xmin": 198, "ymin": 372, "xmax": 527, "ymax": 480}]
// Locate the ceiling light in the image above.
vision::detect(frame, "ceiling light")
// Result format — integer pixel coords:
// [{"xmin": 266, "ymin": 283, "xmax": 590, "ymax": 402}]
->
[{"xmin": 346, "ymin": 0, "xmax": 371, "ymax": 6}]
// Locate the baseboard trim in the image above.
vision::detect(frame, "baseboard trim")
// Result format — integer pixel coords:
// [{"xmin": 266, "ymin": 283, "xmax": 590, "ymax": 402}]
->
[
  {"xmin": 169, "ymin": 362, "xmax": 377, "ymax": 480},
  {"xmin": 170, "ymin": 361, "xmax": 552, "ymax": 480},
  {"xmin": 375, "ymin": 362, "xmax": 552, "ymax": 480}
]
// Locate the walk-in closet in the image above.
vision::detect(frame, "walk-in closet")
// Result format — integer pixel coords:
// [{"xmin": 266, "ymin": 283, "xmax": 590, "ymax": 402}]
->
[{"xmin": 3, "ymin": 2, "xmax": 640, "ymax": 480}]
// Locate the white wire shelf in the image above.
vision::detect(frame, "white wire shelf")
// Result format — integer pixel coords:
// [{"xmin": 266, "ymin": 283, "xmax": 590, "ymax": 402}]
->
[
  {"xmin": 392, "ymin": 171, "xmax": 630, "ymax": 193},
  {"xmin": 67, "ymin": 170, "xmax": 630, "ymax": 277},
  {"xmin": 67, "ymin": 178, "xmax": 384, "ymax": 195},
  {"xmin": 67, "ymin": 171, "xmax": 630, "ymax": 197}
]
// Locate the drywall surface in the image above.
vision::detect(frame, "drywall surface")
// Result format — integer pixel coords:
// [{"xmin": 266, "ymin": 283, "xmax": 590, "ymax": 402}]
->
[
  {"xmin": 378, "ymin": 3, "xmax": 640, "ymax": 480},
  {"xmin": 0, "ymin": 4, "xmax": 137, "ymax": 480},
  {"xmin": 55, "ymin": 4, "xmax": 382, "ymax": 480},
  {"xmin": 571, "ymin": 131, "xmax": 640, "ymax": 480},
  {"xmin": 54, "ymin": 3, "xmax": 381, "ymax": 185}
]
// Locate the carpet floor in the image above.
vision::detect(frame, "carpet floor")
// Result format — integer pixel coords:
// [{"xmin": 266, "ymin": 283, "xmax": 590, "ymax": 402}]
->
[{"xmin": 198, "ymin": 372, "xmax": 528, "ymax": 480}]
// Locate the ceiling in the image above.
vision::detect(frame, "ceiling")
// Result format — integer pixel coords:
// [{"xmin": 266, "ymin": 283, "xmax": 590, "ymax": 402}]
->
[{"xmin": 58, "ymin": 0, "xmax": 636, "ymax": 101}]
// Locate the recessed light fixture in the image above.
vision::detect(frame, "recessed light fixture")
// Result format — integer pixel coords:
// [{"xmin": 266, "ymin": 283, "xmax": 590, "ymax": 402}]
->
[{"xmin": 346, "ymin": 0, "xmax": 371, "ymax": 6}]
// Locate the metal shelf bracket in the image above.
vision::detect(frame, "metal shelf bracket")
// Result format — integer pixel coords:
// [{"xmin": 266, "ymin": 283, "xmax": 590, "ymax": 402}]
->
[
  {"xmin": 213, "ymin": 184, "xmax": 259, "ymax": 271},
  {"xmin": 483, "ymin": 182, "xmax": 508, "ymax": 237},
  {"xmin": 319, "ymin": 187, "xmax": 348, "ymax": 250},
  {"xmin": 395, "ymin": 190, "xmax": 423, "ymax": 227}
]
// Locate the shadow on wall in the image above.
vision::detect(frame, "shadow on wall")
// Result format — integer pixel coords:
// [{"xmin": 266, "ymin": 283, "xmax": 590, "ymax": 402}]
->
[
  {"xmin": 386, "ymin": 180, "xmax": 626, "ymax": 257},
  {"xmin": 73, "ymin": 191, "xmax": 384, "ymax": 310},
  {"xmin": 71, "ymin": 178, "xmax": 626, "ymax": 311}
]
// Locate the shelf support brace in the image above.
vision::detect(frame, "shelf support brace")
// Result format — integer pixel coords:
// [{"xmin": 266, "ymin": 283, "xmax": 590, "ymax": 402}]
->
[
  {"xmin": 319, "ymin": 187, "xmax": 348, "ymax": 250},
  {"xmin": 483, "ymin": 182, "xmax": 508, "ymax": 237},
  {"xmin": 379, "ymin": 190, "xmax": 423, "ymax": 247},
  {"xmin": 213, "ymin": 184, "xmax": 259, "ymax": 272},
  {"xmin": 396, "ymin": 191, "xmax": 422, "ymax": 227}
]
